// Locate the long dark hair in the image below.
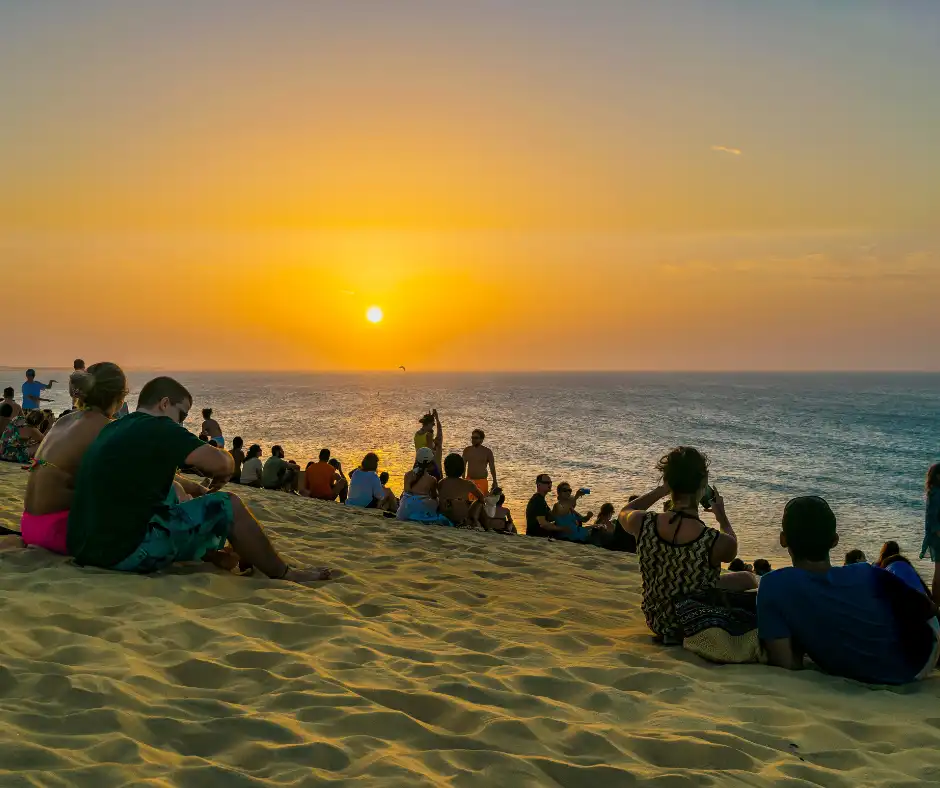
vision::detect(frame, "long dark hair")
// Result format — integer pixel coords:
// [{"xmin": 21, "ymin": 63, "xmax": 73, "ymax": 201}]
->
[{"xmin": 927, "ymin": 464, "xmax": 940, "ymax": 494}]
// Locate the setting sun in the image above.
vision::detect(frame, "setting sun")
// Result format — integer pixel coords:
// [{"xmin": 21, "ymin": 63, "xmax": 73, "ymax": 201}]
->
[{"xmin": 366, "ymin": 306, "xmax": 384, "ymax": 324}]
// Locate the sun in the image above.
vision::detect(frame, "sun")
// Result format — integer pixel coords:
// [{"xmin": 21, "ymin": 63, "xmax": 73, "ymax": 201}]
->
[{"xmin": 366, "ymin": 306, "xmax": 384, "ymax": 324}]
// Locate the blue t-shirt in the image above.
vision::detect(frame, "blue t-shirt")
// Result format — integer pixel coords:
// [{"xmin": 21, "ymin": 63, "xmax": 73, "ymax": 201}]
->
[
  {"xmin": 886, "ymin": 560, "xmax": 927, "ymax": 594},
  {"xmin": 758, "ymin": 562, "xmax": 925, "ymax": 684},
  {"xmin": 21, "ymin": 381, "xmax": 47, "ymax": 410},
  {"xmin": 346, "ymin": 470, "xmax": 384, "ymax": 507}
]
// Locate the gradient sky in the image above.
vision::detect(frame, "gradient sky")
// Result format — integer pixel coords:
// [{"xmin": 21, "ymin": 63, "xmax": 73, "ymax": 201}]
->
[{"xmin": 2, "ymin": 1, "xmax": 938, "ymax": 371}]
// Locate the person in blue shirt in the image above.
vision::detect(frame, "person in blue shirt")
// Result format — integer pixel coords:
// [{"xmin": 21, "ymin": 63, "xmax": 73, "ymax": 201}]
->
[
  {"xmin": 876, "ymin": 541, "xmax": 930, "ymax": 595},
  {"xmin": 22, "ymin": 369, "xmax": 57, "ymax": 411},
  {"xmin": 758, "ymin": 496, "xmax": 939, "ymax": 685}
]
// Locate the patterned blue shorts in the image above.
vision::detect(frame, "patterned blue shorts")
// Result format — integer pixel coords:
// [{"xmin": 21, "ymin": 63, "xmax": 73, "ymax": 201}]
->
[{"xmin": 113, "ymin": 491, "xmax": 234, "ymax": 573}]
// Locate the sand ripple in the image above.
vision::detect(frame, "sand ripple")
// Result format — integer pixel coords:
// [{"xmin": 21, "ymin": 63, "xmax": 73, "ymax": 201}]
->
[{"xmin": 1, "ymin": 463, "xmax": 940, "ymax": 786}]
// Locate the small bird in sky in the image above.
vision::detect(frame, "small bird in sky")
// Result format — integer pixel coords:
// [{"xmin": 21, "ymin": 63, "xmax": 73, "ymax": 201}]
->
[{"xmin": 399, "ymin": 365, "xmax": 407, "ymax": 372}]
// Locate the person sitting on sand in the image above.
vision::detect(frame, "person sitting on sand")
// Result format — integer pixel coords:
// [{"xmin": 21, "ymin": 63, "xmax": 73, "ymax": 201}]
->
[
  {"xmin": 67, "ymin": 376, "xmax": 331, "ymax": 582},
  {"xmin": 526, "ymin": 474, "xmax": 566, "ymax": 538},
  {"xmin": 618, "ymin": 447, "xmax": 756, "ymax": 643},
  {"xmin": 21, "ymin": 363, "xmax": 127, "ymax": 554},
  {"xmin": 876, "ymin": 541, "xmax": 929, "ymax": 595},
  {"xmin": 753, "ymin": 558, "xmax": 772, "ymax": 577},
  {"xmin": 1, "ymin": 410, "xmax": 46, "ymax": 464},
  {"xmin": 462, "ymin": 429, "xmax": 497, "ymax": 497},
  {"xmin": 229, "ymin": 436, "xmax": 245, "ymax": 484},
  {"xmin": 551, "ymin": 482, "xmax": 596, "ymax": 543},
  {"xmin": 346, "ymin": 452, "xmax": 396, "ymax": 509},
  {"xmin": 22, "ymin": 369, "xmax": 56, "ymax": 412},
  {"xmin": 728, "ymin": 558, "xmax": 753, "ymax": 573},
  {"xmin": 379, "ymin": 472, "xmax": 398, "ymax": 512},
  {"xmin": 2, "ymin": 387, "xmax": 22, "ymax": 420},
  {"xmin": 201, "ymin": 408, "xmax": 224, "ymax": 448},
  {"xmin": 438, "ymin": 453, "xmax": 489, "ymax": 528},
  {"xmin": 262, "ymin": 445, "xmax": 298, "ymax": 492},
  {"xmin": 239, "ymin": 444, "xmax": 263, "ymax": 487},
  {"xmin": 414, "ymin": 409, "xmax": 443, "ymax": 472},
  {"xmin": 921, "ymin": 464, "xmax": 940, "ymax": 603},
  {"xmin": 0, "ymin": 403, "xmax": 13, "ymax": 441},
  {"xmin": 302, "ymin": 448, "xmax": 348, "ymax": 502},
  {"xmin": 844, "ymin": 549, "xmax": 868, "ymax": 565},
  {"xmin": 398, "ymin": 447, "xmax": 451, "ymax": 523},
  {"xmin": 758, "ymin": 495, "xmax": 938, "ymax": 684},
  {"xmin": 485, "ymin": 489, "xmax": 515, "ymax": 534}
]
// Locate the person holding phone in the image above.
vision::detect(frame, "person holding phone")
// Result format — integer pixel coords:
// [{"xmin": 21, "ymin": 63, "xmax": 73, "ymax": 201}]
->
[{"xmin": 617, "ymin": 446, "xmax": 757, "ymax": 643}]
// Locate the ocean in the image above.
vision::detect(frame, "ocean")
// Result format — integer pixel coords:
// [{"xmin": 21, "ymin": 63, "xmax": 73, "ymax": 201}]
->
[{"xmin": 11, "ymin": 370, "xmax": 940, "ymax": 568}]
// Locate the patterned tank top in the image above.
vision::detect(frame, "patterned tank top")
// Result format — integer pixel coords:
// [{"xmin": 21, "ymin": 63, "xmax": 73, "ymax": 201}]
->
[{"xmin": 637, "ymin": 510, "xmax": 721, "ymax": 638}]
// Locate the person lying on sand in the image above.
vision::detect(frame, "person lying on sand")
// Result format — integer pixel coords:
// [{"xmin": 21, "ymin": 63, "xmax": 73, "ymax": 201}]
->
[
  {"xmin": 21, "ymin": 363, "xmax": 127, "ymax": 554},
  {"xmin": 66, "ymin": 376, "xmax": 331, "ymax": 583},
  {"xmin": 758, "ymin": 496, "xmax": 938, "ymax": 684},
  {"xmin": 618, "ymin": 446, "xmax": 757, "ymax": 644},
  {"xmin": 438, "ymin": 453, "xmax": 488, "ymax": 529}
]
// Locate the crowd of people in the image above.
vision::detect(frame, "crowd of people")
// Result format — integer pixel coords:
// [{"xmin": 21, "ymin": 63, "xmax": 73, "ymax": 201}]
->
[{"xmin": 3, "ymin": 362, "xmax": 940, "ymax": 687}]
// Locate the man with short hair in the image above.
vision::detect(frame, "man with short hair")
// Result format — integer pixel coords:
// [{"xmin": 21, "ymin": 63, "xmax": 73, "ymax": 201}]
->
[
  {"xmin": 262, "ymin": 445, "xmax": 298, "ymax": 491},
  {"xmin": 22, "ymin": 369, "xmax": 56, "ymax": 411},
  {"xmin": 67, "ymin": 376, "xmax": 330, "ymax": 582},
  {"xmin": 1, "ymin": 388, "xmax": 22, "ymax": 419},
  {"xmin": 525, "ymin": 474, "xmax": 566, "ymax": 538},
  {"xmin": 462, "ymin": 429, "xmax": 497, "ymax": 497},
  {"xmin": 302, "ymin": 448, "xmax": 348, "ymax": 502},
  {"xmin": 70, "ymin": 359, "xmax": 86, "ymax": 406},
  {"xmin": 758, "ymin": 495, "xmax": 939, "ymax": 684}
]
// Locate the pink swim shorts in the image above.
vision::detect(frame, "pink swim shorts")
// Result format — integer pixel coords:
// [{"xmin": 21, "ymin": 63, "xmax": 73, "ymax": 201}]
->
[{"xmin": 20, "ymin": 510, "xmax": 69, "ymax": 555}]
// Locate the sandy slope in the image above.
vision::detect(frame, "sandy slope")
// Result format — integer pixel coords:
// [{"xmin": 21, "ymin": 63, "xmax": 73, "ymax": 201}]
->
[{"xmin": 0, "ymin": 461, "xmax": 939, "ymax": 787}]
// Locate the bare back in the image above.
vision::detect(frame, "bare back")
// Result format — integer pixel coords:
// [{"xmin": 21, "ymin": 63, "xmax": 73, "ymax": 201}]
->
[
  {"xmin": 438, "ymin": 477, "xmax": 478, "ymax": 524},
  {"xmin": 404, "ymin": 469, "xmax": 437, "ymax": 497},
  {"xmin": 202, "ymin": 418, "xmax": 222, "ymax": 439},
  {"xmin": 462, "ymin": 444, "xmax": 493, "ymax": 480},
  {"xmin": 24, "ymin": 411, "xmax": 111, "ymax": 515}
]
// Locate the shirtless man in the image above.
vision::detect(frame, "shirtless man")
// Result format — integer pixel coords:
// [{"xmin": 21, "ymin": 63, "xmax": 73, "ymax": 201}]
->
[
  {"xmin": 201, "ymin": 408, "xmax": 224, "ymax": 448},
  {"xmin": 2, "ymin": 388, "xmax": 22, "ymax": 419},
  {"xmin": 438, "ymin": 453, "xmax": 489, "ymax": 529},
  {"xmin": 414, "ymin": 409, "xmax": 443, "ymax": 472},
  {"xmin": 462, "ymin": 428, "xmax": 497, "ymax": 497}
]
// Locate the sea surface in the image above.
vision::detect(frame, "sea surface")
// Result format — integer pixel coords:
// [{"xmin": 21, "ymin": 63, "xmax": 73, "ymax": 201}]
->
[{"xmin": 9, "ymin": 370, "xmax": 940, "ymax": 568}]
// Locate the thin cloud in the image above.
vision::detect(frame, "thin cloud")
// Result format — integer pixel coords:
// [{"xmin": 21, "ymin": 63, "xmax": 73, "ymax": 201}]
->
[{"xmin": 711, "ymin": 145, "xmax": 742, "ymax": 156}]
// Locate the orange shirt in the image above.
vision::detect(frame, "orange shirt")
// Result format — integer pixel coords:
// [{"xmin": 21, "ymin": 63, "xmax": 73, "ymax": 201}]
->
[{"xmin": 306, "ymin": 461, "xmax": 337, "ymax": 499}]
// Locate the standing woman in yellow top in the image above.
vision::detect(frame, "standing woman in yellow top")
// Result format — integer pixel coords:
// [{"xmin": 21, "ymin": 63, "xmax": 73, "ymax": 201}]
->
[{"xmin": 414, "ymin": 409, "xmax": 443, "ymax": 473}]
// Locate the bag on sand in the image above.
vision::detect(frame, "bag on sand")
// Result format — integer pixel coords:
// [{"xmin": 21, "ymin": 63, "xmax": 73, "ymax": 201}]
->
[{"xmin": 674, "ymin": 588, "xmax": 765, "ymax": 665}]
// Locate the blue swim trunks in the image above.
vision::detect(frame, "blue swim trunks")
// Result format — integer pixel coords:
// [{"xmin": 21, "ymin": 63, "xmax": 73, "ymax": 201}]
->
[{"xmin": 112, "ymin": 491, "xmax": 234, "ymax": 573}]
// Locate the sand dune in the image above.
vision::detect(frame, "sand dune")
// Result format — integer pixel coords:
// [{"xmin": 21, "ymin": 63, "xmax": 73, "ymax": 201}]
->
[{"xmin": 1, "ymin": 461, "xmax": 939, "ymax": 786}]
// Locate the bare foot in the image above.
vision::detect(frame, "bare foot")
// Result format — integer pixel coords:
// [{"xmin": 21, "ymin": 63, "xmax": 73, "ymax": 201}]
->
[{"xmin": 283, "ymin": 566, "xmax": 333, "ymax": 583}]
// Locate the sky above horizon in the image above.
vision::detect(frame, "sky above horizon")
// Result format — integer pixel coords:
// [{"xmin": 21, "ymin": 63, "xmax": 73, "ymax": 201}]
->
[{"xmin": 2, "ymin": 1, "xmax": 938, "ymax": 371}]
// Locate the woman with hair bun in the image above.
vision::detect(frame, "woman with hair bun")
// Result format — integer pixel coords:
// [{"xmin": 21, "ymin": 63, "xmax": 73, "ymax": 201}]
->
[{"xmin": 21, "ymin": 362, "xmax": 128, "ymax": 554}]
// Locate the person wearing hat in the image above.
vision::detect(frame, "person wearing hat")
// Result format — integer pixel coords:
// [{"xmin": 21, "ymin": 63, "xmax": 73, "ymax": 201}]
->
[
  {"xmin": 414, "ymin": 409, "xmax": 443, "ymax": 472},
  {"xmin": 22, "ymin": 369, "xmax": 57, "ymax": 411},
  {"xmin": 758, "ymin": 495, "xmax": 940, "ymax": 684}
]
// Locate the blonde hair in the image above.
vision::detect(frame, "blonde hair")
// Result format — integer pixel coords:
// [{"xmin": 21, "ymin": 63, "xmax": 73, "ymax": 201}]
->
[{"xmin": 70, "ymin": 362, "xmax": 127, "ymax": 415}]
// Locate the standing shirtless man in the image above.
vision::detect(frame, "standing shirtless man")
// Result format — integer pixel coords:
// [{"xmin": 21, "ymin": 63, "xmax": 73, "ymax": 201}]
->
[{"xmin": 463, "ymin": 428, "xmax": 497, "ymax": 497}]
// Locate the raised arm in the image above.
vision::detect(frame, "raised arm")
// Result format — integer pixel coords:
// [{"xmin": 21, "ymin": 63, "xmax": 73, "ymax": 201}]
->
[
  {"xmin": 433, "ymin": 410, "xmax": 443, "ymax": 452},
  {"xmin": 707, "ymin": 492, "xmax": 738, "ymax": 564}
]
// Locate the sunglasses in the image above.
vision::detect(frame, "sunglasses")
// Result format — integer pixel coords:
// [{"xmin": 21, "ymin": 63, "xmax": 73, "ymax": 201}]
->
[{"xmin": 176, "ymin": 407, "xmax": 189, "ymax": 424}]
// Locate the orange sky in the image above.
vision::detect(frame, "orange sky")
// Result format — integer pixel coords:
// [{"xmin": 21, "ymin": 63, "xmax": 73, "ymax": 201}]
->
[{"xmin": 2, "ymin": 2, "xmax": 938, "ymax": 371}]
